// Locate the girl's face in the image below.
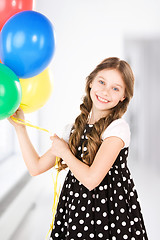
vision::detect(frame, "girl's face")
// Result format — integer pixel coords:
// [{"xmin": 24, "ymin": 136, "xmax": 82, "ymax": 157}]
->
[{"xmin": 90, "ymin": 69, "xmax": 126, "ymax": 118}]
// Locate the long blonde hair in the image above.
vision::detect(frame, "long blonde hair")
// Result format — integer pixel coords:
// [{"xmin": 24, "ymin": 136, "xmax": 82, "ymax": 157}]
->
[{"xmin": 57, "ymin": 57, "xmax": 134, "ymax": 171}]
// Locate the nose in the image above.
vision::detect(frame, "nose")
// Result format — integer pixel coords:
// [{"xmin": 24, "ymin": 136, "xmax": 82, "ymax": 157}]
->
[{"xmin": 102, "ymin": 86, "xmax": 110, "ymax": 96}]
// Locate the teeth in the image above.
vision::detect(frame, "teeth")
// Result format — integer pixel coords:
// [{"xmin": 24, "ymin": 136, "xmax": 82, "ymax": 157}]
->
[{"xmin": 97, "ymin": 96, "xmax": 109, "ymax": 103}]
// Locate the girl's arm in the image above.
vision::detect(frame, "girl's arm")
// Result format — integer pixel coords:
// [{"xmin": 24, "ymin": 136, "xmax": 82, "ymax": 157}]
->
[
  {"xmin": 15, "ymin": 127, "xmax": 56, "ymax": 176},
  {"xmin": 8, "ymin": 109, "xmax": 56, "ymax": 176},
  {"xmin": 51, "ymin": 135, "xmax": 124, "ymax": 191}
]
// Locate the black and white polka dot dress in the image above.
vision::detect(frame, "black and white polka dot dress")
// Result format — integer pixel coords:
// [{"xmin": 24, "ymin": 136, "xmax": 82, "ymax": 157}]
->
[{"xmin": 50, "ymin": 124, "xmax": 148, "ymax": 240}]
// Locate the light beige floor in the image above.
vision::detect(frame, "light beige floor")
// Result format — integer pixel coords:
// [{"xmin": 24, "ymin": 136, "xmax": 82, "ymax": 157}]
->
[{"xmin": 10, "ymin": 162, "xmax": 160, "ymax": 240}]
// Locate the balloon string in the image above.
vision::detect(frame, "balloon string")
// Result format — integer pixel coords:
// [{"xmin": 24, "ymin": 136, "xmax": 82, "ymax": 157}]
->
[
  {"xmin": 11, "ymin": 116, "xmax": 53, "ymax": 135},
  {"xmin": 11, "ymin": 116, "xmax": 61, "ymax": 239},
  {"xmin": 46, "ymin": 157, "xmax": 61, "ymax": 239}
]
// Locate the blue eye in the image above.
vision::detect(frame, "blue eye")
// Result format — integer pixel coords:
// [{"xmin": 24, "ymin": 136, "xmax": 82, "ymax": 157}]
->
[
  {"xmin": 99, "ymin": 80, "xmax": 105, "ymax": 85},
  {"xmin": 113, "ymin": 87, "xmax": 119, "ymax": 91}
]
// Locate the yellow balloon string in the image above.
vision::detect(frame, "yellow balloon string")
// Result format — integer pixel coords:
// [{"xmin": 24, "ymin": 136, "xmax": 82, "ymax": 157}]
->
[
  {"xmin": 11, "ymin": 116, "xmax": 61, "ymax": 239},
  {"xmin": 46, "ymin": 161, "xmax": 62, "ymax": 239},
  {"xmin": 11, "ymin": 116, "xmax": 53, "ymax": 135},
  {"xmin": 46, "ymin": 156, "xmax": 61, "ymax": 239}
]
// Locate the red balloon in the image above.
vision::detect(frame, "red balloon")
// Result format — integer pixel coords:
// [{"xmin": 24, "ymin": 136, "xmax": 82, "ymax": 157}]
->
[{"xmin": 0, "ymin": 0, "xmax": 34, "ymax": 31}]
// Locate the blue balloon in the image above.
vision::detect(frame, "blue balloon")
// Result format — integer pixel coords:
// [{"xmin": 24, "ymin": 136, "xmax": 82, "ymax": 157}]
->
[{"xmin": 0, "ymin": 11, "xmax": 55, "ymax": 78}]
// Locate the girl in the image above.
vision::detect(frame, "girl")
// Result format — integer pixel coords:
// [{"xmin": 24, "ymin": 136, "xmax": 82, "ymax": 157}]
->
[{"xmin": 9, "ymin": 57, "xmax": 148, "ymax": 240}]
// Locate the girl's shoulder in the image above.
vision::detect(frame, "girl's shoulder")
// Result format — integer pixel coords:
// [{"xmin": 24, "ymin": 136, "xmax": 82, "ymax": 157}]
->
[
  {"xmin": 102, "ymin": 118, "xmax": 131, "ymax": 148},
  {"xmin": 61, "ymin": 119, "xmax": 131, "ymax": 147}
]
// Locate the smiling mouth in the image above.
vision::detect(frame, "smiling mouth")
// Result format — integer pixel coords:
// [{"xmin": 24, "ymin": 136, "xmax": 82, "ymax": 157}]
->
[{"xmin": 96, "ymin": 95, "xmax": 110, "ymax": 103}]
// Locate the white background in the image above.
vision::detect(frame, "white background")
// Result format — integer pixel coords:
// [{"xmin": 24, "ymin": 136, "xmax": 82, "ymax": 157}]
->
[{"xmin": 0, "ymin": 0, "xmax": 160, "ymax": 239}]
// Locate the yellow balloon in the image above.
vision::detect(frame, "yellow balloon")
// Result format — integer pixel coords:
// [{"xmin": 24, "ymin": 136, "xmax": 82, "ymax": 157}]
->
[{"xmin": 20, "ymin": 68, "xmax": 53, "ymax": 113}]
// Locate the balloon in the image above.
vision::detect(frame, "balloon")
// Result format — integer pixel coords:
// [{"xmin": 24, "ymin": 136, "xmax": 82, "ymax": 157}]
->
[
  {"xmin": 0, "ymin": 63, "xmax": 22, "ymax": 120},
  {"xmin": 20, "ymin": 68, "xmax": 53, "ymax": 113},
  {"xmin": 0, "ymin": 10, "xmax": 55, "ymax": 78},
  {"xmin": 0, "ymin": 0, "xmax": 34, "ymax": 31}
]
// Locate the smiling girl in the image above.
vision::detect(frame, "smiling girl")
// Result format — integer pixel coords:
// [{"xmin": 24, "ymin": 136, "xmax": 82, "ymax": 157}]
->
[{"xmin": 8, "ymin": 57, "xmax": 148, "ymax": 239}]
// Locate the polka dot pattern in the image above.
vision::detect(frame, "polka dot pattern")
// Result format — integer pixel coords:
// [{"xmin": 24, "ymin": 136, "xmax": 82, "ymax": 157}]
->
[{"xmin": 50, "ymin": 124, "xmax": 148, "ymax": 239}]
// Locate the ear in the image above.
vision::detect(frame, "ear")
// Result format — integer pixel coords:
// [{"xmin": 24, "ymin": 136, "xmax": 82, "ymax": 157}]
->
[
  {"xmin": 89, "ymin": 82, "xmax": 92, "ymax": 88},
  {"xmin": 120, "ymin": 96, "xmax": 126, "ymax": 102}
]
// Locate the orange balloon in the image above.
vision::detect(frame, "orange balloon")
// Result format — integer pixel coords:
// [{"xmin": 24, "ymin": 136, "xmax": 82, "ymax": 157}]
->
[{"xmin": 20, "ymin": 68, "xmax": 53, "ymax": 113}]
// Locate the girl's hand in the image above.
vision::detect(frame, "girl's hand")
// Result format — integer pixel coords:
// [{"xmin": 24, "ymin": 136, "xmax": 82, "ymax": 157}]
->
[
  {"xmin": 8, "ymin": 107, "xmax": 25, "ymax": 129},
  {"xmin": 50, "ymin": 134, "xmax": 70, "ymax": 159}
]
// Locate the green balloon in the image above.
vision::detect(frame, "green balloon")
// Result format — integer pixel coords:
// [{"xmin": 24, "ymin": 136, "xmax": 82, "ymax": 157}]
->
[{"xmin": 0, "ymin": 63, "xmax": 22, "ymax": 120}]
